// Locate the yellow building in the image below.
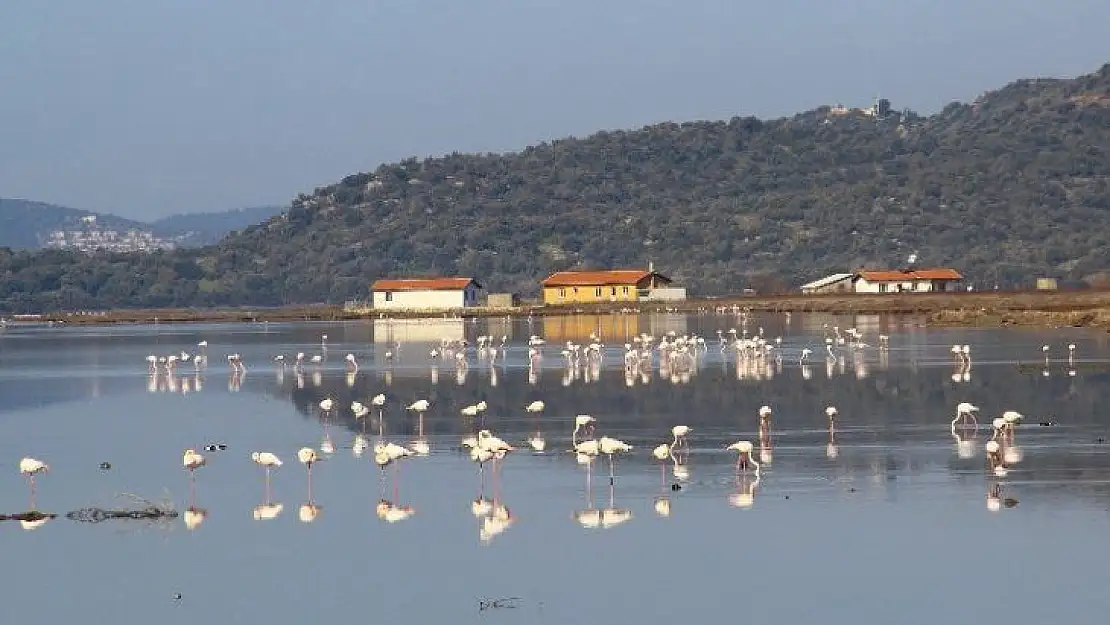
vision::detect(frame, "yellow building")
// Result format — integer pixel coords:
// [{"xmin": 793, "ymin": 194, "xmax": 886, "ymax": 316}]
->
[{"xmin": 541, "ymin": 269, "xmax": 673, "ymax": 305}]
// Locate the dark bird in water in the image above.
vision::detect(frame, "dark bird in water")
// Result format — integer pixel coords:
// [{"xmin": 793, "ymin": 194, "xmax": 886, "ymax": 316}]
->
[
  {"xmin": 204, "ymin": 443, "xmax": 228, "ymax": 452},
  {"xmin": 98, "ymin": 462, "xmax": 112, "ymax": 471}
]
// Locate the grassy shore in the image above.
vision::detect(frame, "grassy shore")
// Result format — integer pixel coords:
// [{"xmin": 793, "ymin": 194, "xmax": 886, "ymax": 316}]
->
[{"xmin": 17, "ymin": 289, "xmax": 1110, "ymax": 331}]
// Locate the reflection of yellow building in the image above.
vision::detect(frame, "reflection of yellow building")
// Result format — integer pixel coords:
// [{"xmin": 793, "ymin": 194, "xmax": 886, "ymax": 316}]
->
[
  {"xmin": 542, "ymin": 315, "xmax": 641, "ymax": 343},
  {"xmin": 541, "ymin": 269, "xmax": 673, "ymax": 304}
]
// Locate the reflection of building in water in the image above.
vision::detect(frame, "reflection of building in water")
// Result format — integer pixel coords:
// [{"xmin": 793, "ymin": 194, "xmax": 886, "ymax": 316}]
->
[
  {"xmin": 542, "ymin": 315, "xmax": 640, "ymax": 343},
  {"xmin": 851, "ymin": 315, "xmax": 882, "ymax": 333},
  {"xmin": 372, "ymin": 319, "xmax": 466, "ymax": 344},
  {"xmin": 643, "ymin": 313, "xmax": 688, "ymax": 338},
  {"xmin": 484, "ymin": 316, "xmax": 513, "ymax": 342}
]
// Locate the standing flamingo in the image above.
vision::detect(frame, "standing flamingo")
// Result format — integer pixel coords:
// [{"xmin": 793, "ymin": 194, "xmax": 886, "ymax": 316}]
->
[
  {"xmin": 652, "ymin": 443, "xmax": 671, "ymax": 485},
  {"xmin": 726, "ymin": 440, "xmax": 761, "ymax": 474},
  {"xmin": 407, "ymin": 399, "xmax": 431, "ymax": 455},
  {"xmin": 298, "ymin": 447, "xmax": 319, "ymax": 501},
  {"xmin": 251, "ymin": 451, "xmax": 283, "ymax": 500},
  {"xmin": 371, "ymin": 393, "xmax": 387, "ymax": 435},
  {"xmin": 525, "ymin": 400, "xmax": 546, "ymax": 451},
  {"xmin": 183, "ymin": 448, "xmax": 205, "ymax": 505},
  {"xmin": 572, "ymin": 414, "xmax": 596, "ymax": 446},
  {"xmin": 598, "ymin": 436, "xmax": 632, "ymax": 485},
  {"xmin": 670, "ymin": 425, "xmax": 691, "ymax": 454},
  {"xmin": 19, "ymin": 457, "xmax": 49, "ymax": 509}
]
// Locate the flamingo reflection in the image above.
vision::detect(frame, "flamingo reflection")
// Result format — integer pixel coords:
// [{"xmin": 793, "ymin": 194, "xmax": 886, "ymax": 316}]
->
[{"xmin": 728, "ymin": 472, "xmax": 761, "ymax": 509}]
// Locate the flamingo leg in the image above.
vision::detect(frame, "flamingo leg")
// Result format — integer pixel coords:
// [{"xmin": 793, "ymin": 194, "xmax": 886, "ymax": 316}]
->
[
  {"xmin": 264, "ymin": 469, "xmax": 272, "ymax": 503},
  {"xmin": 28, "ymin": 475, "xmax": 37, "ymax": 510},
  {"xmin": 608, "ymin": 454, "xmax": 615, "ymax": 486},
  {"xmin": 307, "ymin": 465, "xmax": 314, "ymax": 503}
]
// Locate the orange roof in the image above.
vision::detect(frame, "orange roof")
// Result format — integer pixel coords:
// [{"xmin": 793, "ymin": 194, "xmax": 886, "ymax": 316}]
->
[
  {"xmin": 371, "ymin": 277, "xmax": 480, "ymax": 291},
  {"xmin": 541, "ymin": 270, "xmax": 671, "ymax": 287},
  {"xmin": 857, "ymin": 269, "xmax": 963, "ymax": 282}
]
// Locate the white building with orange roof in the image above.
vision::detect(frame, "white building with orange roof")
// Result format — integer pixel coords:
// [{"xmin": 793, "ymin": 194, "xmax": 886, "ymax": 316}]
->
[
  {"xmin": 370, "ymin": 277, "xmax": 482, "ymax": 310},
  {"xmin": 852, "ymin": 269, "xmax": 964, "ymax": 294}
]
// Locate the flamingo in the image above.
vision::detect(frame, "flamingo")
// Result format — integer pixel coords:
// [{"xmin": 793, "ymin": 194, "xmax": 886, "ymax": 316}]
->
[
  {"xmin": 526, "ymin": 400, "xmax": 546, "ymax": 451},
  {"xmin": 758, "ymin": 405, "xmax": 773, "ymax": 431},
  {"xmin": 670, "ymin": 425, "xmax": 691, "ymax": 453},
  {"xmin": 598, "ymin": 436, "xmax": 631, "ymax": 484},
  {"xmin": 19, "ymin": 457, "xmax": 49, "ymax": 509},
  {"xmin": 572, "ymin": 415, "xmax": 596, "ymax": 446},
  {"xmin": 298, "ymin": 447, "xmax": 319, "ymax": 499},
  {"xmin": 251, "ymin": 451, "xmax": 283, "ymax": 499},
  {"xmin": 652, "ymin": 443, "xmax": 672, "ymax": 484},
  {"xmin": 407, "ymin": 399, "xmax": 431, "ymax": 455},
  {"xmin": 182, "ymin": 448, "xmax": 205, "ymax": 504},
  {"xmin": 985, "ymin": 440, "xmax": 1006, "ymax": 476},
  {"xmin": 726, "ymin": 440, "xmax": 761, "ymax": 474},
  {"xmin": 953, "ymin": 402, "xmax": 979, "ymax": 428},
  {"xmin": 371, "ymin": 393, "xmax": 387, "ymax": 435}
]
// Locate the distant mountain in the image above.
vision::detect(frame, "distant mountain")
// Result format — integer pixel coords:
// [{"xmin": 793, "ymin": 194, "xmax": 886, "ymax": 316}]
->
[
  {"xmin": 0, "ymin": 199, "xmax": 146, "ymax": 249},
  {"xmin": 150, "ymin": 205, "xmax": 284, "ymax": 246},
  {"xmin": 0, "ymin": 199, "xmax": 283, "ymax": 250}
]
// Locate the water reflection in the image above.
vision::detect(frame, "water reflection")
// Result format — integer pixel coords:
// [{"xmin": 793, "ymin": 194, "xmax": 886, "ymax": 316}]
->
[{"xmin": 5, "ymin": 315, "xmax": 1110, "ymax": 623}]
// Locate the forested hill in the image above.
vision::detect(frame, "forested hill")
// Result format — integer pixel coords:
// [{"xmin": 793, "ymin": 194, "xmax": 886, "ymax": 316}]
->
[
  {"xmin": 2, "ymin": 63, "xmax": 1109, "ymax": 312},
  {"xmin": 148, "ymin": 205, "xmax": 284, "ymax": 246}
]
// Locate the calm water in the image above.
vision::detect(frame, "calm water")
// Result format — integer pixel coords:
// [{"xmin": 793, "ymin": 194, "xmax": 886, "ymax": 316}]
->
[{"xmin": 2, "ymin": 313, "xmax": 1110, "ymax": 624}]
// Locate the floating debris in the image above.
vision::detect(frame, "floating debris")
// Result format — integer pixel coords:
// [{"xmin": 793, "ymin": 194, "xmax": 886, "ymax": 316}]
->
[
  {"xmin": 478, "ymin": 597, "xmax": 520, "ymax": 612},
  {"xmin": 66, "ymin": 507, "xmax": 179, "ymax": 523},
  {"xmin": 3, "ymin": 492, "xmax": 178, "ymax": 526},
  {"xmin": 99, "ymin": 462, "xmax": 112, "ymax": 471},
  {"xmin": 0, "ymin": 510, "xmax": 57, "ymax": 523}
]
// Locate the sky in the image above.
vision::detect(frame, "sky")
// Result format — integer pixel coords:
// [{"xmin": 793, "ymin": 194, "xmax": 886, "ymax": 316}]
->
[{"xmin": 1, "ymin": 0, "xmax": 1108, "ymax": 220}]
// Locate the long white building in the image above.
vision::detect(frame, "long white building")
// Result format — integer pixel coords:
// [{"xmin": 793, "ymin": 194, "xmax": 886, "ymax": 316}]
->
[{"xmin": 370, "ymin": 277, "xmax": 482, "ymax": 310}]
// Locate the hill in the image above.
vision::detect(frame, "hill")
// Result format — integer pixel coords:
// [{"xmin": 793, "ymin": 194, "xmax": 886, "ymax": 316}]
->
[
  {"xmin": 149, "ymin": 205, "xmax": 284, "ymax": 246},
  {"xmin": 0, "ymin": 199, "xmax": 283, "ymax": 250},
  {"xmin": 1, "ymin": 63, "xmax": 1109, "ymax": 312},
  {"xmin": 0, "ymin": 199, "xmax": 147, "ymax": 249}
]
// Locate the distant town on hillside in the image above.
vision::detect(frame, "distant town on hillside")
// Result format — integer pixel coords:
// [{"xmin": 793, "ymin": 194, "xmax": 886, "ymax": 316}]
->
[{"xmin": 0, "ymin": 198, "xmax": 283, "ymax": 252}]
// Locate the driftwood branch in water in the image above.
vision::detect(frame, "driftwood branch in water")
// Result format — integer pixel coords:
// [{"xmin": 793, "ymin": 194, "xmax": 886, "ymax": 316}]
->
[
  {"xmin": 1, "ymin": 491, "xmax": 179, "ymax": 524},
  {"xmin": 0, "ymin": 511, "xmax": 57, "ymax": 522}
]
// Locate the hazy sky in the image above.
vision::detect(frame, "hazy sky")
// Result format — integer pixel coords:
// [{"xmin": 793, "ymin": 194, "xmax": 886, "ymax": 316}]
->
[{"xmin": 1, "ymin": 0, "xmax": 1107, "ymax": 219}]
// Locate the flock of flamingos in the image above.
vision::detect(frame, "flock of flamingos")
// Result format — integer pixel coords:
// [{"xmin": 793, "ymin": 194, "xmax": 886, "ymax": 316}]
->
[{"xmin": 12, "ymin": 312, "xmax": 1082, "ymax": 536}]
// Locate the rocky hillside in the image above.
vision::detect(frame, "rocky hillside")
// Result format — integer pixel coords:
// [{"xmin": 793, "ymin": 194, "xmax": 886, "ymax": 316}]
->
[{"xmin": 1, "ymin": 63, "xmax": 1108, "ymax": 312}]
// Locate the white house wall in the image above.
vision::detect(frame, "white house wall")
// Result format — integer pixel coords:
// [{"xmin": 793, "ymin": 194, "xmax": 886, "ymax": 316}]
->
[
  {"xmin": 372, "ymin": 289, "xmax": 467, "ymax": 309},
  {"xmin": 853, "ymin": 279, "xmax": 959, "ymax": 293}
]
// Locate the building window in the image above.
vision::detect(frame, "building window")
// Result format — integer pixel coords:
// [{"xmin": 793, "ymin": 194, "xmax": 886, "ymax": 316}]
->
[
  {"xmin": 595, "ymin": 287, "xmax": 602, "ymax": 297},
  {"xmin": 622, "ymin": 286, "xmax": 629, "ymax": 295},
  {"xmin": 878, "ymin": 284, "xmax": 887, "ymax": 293},
  {"xmin": 611, "ymin": 287, "xmax": 617, "ymax": 296},
  {"xmin": 385, "ymin": 292, "xmax": 393, "ymax": 302},
  {"xmin": 558, "ymin": 288, "xmax": 566, "ymax": 298}
]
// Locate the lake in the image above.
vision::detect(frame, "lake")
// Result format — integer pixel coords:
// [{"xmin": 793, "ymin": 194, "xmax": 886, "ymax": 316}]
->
[{"xmin": 1, "ymin": 313, "xmax": 1109, "ymax": 624}]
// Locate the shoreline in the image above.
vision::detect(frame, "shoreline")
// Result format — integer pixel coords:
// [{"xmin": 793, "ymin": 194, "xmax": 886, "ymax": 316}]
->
[{"xmin": 9, "ymin": 289, "xmax": 1110, "ymax": 331}]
